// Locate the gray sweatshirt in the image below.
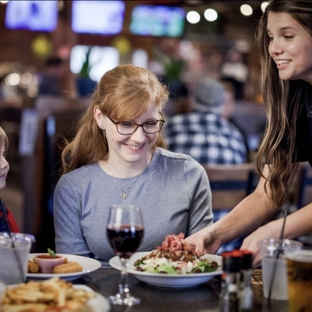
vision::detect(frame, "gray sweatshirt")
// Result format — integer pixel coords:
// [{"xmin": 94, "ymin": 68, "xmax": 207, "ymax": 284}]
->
[{"xmin": 54, "ymin": 148, "xmax": 213, "ymax": 263}]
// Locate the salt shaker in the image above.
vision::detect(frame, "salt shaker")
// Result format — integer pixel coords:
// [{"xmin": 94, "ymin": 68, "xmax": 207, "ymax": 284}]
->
[
  {"xmin": 238, "ymin": 250, "xmax": 253, "ymax": 311},
  {"xmin": 220, "ymin": 251, "xmax": 242, "ymax": 312}
]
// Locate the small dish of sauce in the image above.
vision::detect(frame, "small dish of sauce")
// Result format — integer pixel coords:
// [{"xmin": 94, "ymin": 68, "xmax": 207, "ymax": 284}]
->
[{"xmin": 34, "ymin": 254, "xmax": 65, "ymax": 273}]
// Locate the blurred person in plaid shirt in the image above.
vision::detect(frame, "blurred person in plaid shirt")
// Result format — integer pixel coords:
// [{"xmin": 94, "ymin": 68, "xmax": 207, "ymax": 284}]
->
[
  {"xmin": 164, "ymin": 78, "xmax": 248, "ymax": 253},
  {"xmin": 164, "ymin": 77, "xmax": 248, "ymax": 166}
]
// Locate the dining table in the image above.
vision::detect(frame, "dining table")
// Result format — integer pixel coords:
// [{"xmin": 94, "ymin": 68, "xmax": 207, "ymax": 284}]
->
[{"xmin": 74, "ymin": 268, "xmax": 289, "ymax": 312}]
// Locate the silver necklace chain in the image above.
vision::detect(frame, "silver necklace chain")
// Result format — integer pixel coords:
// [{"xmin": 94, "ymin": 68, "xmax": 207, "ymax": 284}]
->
[{"xmin": 106, "ymin": 164, "xmax": 144, "ymax": 200}]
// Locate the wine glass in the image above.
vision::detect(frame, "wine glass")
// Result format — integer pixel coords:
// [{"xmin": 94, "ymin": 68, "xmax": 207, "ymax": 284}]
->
[{"xmin": 107, "ymin": 203, "xmax": 144, "ymax": 306}]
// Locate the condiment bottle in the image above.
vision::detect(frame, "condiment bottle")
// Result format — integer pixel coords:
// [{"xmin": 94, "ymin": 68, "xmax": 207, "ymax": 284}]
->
[
  {"xmin": 220, "ymin": 251, "xmax": 242, "ymax": 312},
  {"xmin": 238, "ymin": 250, "xmax": 253, "ymax": 311}
]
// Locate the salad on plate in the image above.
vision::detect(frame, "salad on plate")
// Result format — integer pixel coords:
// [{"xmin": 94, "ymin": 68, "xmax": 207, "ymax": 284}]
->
[{"xmin": 133, "ymin": 233, "xmax": 219, "ymax": 274}]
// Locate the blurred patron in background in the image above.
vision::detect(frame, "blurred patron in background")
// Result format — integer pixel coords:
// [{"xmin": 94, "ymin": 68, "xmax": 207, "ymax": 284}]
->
[
  {"xmin": 0, "ymin": 127, "xmax": 20, "ymax": 233},
  {"xmin": 162, "ymin": 79, "xmax": 189, "ymax": 117},
  {"xmin": 185, "ymin": 0, "xmax": 312, "ymax": 267},
  {"xmin": 164, "ymin": 77, "xmax": 248, "ymax": 166},
  {"xmin": 53, "ymin": 64, "xmax": 213, "ymax": 263},
  {"xmin": 38, "ymin": 57, "xmax": 66, "ymax": 96},
  {"xmin": 220, "ymin": 48, "xmax": 248, "ymax": 100}
]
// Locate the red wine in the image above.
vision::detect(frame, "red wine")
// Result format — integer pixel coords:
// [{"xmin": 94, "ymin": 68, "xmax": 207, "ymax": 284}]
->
[{"xmin": 107, "ymin": 224, "xmax": 144, "ymax": 258}]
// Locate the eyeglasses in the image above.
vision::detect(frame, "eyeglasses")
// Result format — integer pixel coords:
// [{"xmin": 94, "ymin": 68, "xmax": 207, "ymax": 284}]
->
[{"xmin": 107, "ymin": 116, "xmax": 165, "ymax": 135}]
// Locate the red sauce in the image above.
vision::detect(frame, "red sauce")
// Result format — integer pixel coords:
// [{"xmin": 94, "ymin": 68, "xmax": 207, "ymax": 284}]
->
[{"xmin": 36, "ymin": 255, "xmax": 62, "ymax": 259}]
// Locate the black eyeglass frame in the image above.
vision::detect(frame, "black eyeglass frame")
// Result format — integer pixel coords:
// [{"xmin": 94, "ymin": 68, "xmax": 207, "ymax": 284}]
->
[{"xmin": 107, "ymin": 116, "xmax": 165, "ymax": 135}]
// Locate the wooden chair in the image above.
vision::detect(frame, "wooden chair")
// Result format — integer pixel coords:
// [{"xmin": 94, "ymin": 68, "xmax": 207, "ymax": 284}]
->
[
  {"xmin": 203, "ymin": 163, "xmax": 257, "ymax": 252},
  {"xmin": 39, "ymin": 110, "xmax": 83, "ymax": 250},
  {"xmin": 203, "ymin": 163, "xmax": 256, "ymax": 211},
  {"xmin": 21, "ymin": 96, "xmax": 89, "ymax": 251}
]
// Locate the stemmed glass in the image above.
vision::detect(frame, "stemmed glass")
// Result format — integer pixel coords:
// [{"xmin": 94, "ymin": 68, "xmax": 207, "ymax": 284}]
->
[{"xmin": 107, "ymin": 203, "xmax": 144, "ymax": 306}]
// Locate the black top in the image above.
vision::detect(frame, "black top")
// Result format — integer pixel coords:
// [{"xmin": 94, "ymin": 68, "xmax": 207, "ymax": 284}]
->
[{"xmin": 295, "ymin": 88, "xmax": 312, "ymax": 167}]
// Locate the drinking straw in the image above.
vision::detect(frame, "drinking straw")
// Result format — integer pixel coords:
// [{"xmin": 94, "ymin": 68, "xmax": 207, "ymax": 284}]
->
[
  {"xmin": 0, "ymin": 199, "xmax": 25, "ymax": 283},
  {"xmin": 267, "ymin": 206, "xmax": 288, "ymax": 301}
]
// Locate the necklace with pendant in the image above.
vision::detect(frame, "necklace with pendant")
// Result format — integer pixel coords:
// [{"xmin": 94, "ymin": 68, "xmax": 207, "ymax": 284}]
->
[{"xmin": 107, "ymin": 164, "xmax": 144, "ymax": 200}]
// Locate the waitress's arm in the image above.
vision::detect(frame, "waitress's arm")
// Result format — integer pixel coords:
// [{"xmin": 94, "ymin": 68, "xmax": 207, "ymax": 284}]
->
[
  {"xmin": 185, "ymin": 164, "xmax": 296, "ymax": 255},
  {"xmin": 242, "ymin": 200, "xmax": 312, "ymax": 266}
]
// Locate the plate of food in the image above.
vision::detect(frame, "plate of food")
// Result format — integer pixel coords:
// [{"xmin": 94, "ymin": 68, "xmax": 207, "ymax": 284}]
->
[
  {"xmin": 27, "ymin": 253, "xmax": 101, "ymax": 281},
  {"xmin": 109, "ymin": 233, "xmax": 222, "ymax": 288},
  {"xmin": 1, "ymin": 277, "xmax": 110, "ymax": 312}
]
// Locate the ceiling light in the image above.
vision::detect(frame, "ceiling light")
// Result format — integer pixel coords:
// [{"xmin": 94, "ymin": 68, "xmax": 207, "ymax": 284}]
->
[
  {"xmin": 186, "ymin": 11, "xmax": 201, "ymax": 24},
  {"xmin": 204, "ymin": 8, "xmax": 218, "ymax": 22},
  {"xmin": 261, "ymin": 2, "xmax": 269, "ymax": 12},
  {"xmin": 240, "ymin": 4, "xmax": 253, "ymax": 16}
]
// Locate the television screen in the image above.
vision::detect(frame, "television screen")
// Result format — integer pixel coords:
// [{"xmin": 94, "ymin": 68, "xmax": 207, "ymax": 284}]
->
[
  {"xmin": 72, "ymin": 1, "xmax": 125, "ymax": 35},
  {"xmin": 130, "ymin": 5, "xmax": 186, "ymax": 37},
  {"xmin": 5, "ymin": 1, "xmax": 58, "ymax": 32},
  {"xmin": 70, "ymin": 45, "xmax": 120, "ymax": 82}
]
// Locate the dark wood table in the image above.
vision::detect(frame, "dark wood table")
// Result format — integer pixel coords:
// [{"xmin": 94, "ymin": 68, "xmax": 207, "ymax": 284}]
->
[{"xmin": 74, "ymin": 268, "xmax": 289, "ymax": 312}]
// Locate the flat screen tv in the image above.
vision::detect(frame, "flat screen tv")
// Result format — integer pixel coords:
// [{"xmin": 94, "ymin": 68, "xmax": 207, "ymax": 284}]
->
[
  {"xmin": 70, "ymin": 45, "xmax": 120, "ymax": 82},
  {"xmin": 4, "ymin": 1, "xmax": 58, "ymax": 32},
  {"xmin": 71, "ymin": 1, "xmax": 125, "ymax": 35},
  {"xmin": 130, "ymin": 5, "xmax": 186, "ymax": 37}
]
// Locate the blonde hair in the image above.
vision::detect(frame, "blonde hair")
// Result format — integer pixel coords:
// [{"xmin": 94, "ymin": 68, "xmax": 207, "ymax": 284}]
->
[
  {"xmin": 0, "ymin": 127, "xmax": 9, "ymax": 150},
  {"xmin": 61, "ymin": 64, "xmax": 169, "ymax": 174}
]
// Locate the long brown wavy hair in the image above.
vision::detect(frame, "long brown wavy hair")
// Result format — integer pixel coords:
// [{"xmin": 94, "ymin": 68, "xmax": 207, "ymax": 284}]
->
[
  {"xmin": 61, "ymin": 64, "xmax": 169, "ymax": 174},
  {"xmin": 256, "ymin": 0, "xmax": 312, "ymax": 207}
]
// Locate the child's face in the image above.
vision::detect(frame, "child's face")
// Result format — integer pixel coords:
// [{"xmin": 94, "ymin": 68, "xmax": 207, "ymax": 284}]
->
[{"xmin": 0, "ymin": 144, "xmax": 9, "ymax": 189}]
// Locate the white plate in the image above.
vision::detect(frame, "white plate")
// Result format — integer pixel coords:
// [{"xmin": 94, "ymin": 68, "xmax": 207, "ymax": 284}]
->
[
  {"xmin": 27, "ymin": 253, "xmax": 101, "ymax": 281},
  {"xmin": 109, "ymin": 252, "xmax": 222, "ymax": 288},
  {"xmin": 6, "ymin": 284, "xmax": 110, "ymax": 312},
  {"xmin": 74, "ymin": 285, "xmax": 110, "ymax": 312}
]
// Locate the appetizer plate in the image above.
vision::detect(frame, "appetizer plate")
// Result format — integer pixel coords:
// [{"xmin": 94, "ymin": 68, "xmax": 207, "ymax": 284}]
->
[
  {"xmin": 27, "ymin": 253, "xmax": 101, "ymax": 281},
  {"xmin": 109, "ymin": 252, "xmax": 223, "ymax": 288}
]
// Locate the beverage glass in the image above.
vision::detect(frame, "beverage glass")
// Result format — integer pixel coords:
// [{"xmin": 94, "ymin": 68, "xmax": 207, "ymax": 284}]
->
[
  {"xmin": 0, "ymin": 232, "xmax": 35, "ymax": 285},
  {"xmin": 258, "ymin": 238, "xmax": 302, "ymax": 300},
  {"xmin": 286, "ymin": 250, "xmax": 312, "ymax": 312},
  {"xmin": 107, "ymin": 204, "xmax": 144, "ymax": 306}
]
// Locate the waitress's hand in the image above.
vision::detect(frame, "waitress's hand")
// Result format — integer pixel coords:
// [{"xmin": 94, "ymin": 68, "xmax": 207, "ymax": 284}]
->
[
  {"xmin": 184, "ymin": 227, "xmax": 222, "ymax": 256},
  {"xmin": 241, "ymin": 222, "xmax": 278, "ymax": 268}
]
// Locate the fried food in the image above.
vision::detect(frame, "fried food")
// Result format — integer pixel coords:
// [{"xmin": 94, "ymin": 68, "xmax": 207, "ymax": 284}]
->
[
  {"xmin": 53, "ymin": 262, "xmax": 83, "ymax": 274},
  {"xmin": 27, "ymin": 256, "xmax": 82, "ymax": 275},
  {"xmin": 1, "ymin": 277, "xmax": 95, "ymax": 312},
  {"xmin": 27, "ymin": 260, "xmax": 40, "ymax": 273}
]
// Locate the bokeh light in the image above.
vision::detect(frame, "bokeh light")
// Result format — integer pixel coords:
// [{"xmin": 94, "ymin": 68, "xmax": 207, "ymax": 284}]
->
[
  {"xmin": 186, "ymin": 11, "xmax": 201, "ymax": 24},
  {"xmin": 204, "ymin": 8, "xmax": 218, "ymax": 22},
  {"xmin": 240, "ymin": 4, "xmax": 253, "ymax": 16}
]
